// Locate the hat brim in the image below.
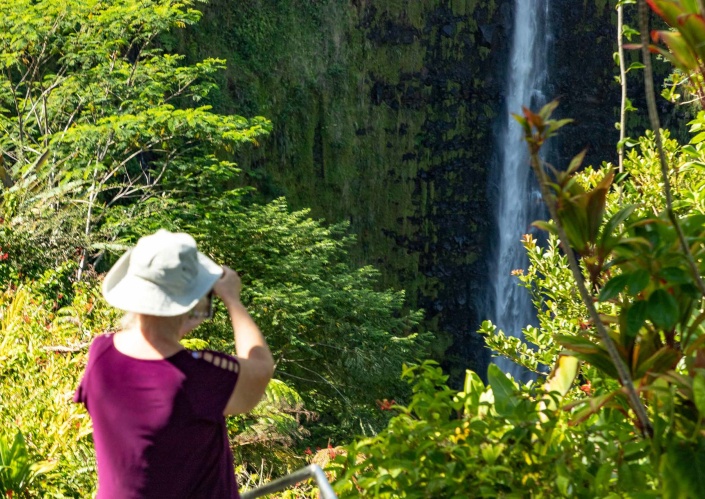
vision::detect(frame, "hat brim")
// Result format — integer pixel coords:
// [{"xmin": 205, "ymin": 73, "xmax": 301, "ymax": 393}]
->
[{"xmin": 102, "ymin": 249, "xmax": 223, "ymax": 317}]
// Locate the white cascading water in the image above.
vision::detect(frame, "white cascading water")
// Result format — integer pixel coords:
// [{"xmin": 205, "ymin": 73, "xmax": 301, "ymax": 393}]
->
[{"xmin": 490, "ymin": 0, "xmax": 551, "ymax": 380}]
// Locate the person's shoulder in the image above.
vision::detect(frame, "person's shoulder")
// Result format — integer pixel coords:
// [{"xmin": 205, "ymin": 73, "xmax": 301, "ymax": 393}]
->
[
  {"xmin": 87, "ymin": 332, "xmax": 115, "ymax": 358},
  {"xmin": 91, "ymin": 332, "xmax": 114, "ymax": 347},
  {"xmin": 187, "ymin": 350, "xmax": 240, "ymax": 375},
  {"xmin": 79, "ymin": 333, "xmax": 116, "ymax": 380}
]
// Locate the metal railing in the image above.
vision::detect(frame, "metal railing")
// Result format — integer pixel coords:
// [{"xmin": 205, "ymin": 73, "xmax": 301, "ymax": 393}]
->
[{"xmin": 240, "ymin": 464, "xmax": 338, "ymax": 499}]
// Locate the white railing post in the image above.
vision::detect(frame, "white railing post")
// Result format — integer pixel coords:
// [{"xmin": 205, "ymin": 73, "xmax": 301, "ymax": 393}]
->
[{"xmin": 240, "ymin": 464, "xmax": 338, "ymax": 499}]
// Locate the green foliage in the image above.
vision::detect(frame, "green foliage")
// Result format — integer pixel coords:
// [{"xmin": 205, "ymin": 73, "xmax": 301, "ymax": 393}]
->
[
  {"xmin": 0, "ymin": 0, "xmax": 429, "ymax": 495},
  {"xmin": 0, "ymin": 285, "xmax": 110, "ymax": 496},
  {"xmin": 346, "ymin": 9, "xmax": 705, "ymax": 491},
  {"xmin": 480, "ymin": 235, "xmax": 577, "ymax": 374},
  {"xmin": 230, "ymin": 378, "xmax": 312, "ymax": 474},
  {"xmin": 487, "ymin": 99, "xmax": 705, "ymax": 495},
  {"xmin": 333, "ymin": 361, "xmax": 656, "ymax": 498},
  {"xmin": 2, "ymin": 271, "xmax": 421, "ymax": 495},
  {"xmin": 0, "ymin": 0, "xmax": 270, "ymax": 284},
  {"xmin": 645, "ymin": 0, "xmax": 705, "ymax": 105},
  {"xmin": 0, "ymin": 431, "xmax": 53, "ymax": 497}
]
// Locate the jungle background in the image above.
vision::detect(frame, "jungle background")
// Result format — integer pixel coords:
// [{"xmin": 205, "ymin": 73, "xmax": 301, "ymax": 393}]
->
[{"xmin": 3, "ymin": 0, "xmax": 705, "ymax": 497}]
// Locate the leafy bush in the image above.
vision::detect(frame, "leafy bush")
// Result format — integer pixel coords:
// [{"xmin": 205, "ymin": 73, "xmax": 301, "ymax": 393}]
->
[
  {"xmin": 334, "ymin": 361, "xmax": 655, "ymax": 498},
  {"xmin": 0, "ymin": 285, "xmax": 108, "ymax": 496},
  {"xmin": 0, "ymin": 431, "xmax": 53, "ymax": 497},
  {"xmin": 336, "ymin": 3, "xmax": 705, "ymax": 497},
  {"xmin": 0, "ymin": 2, "xmax": 430, "ymax": 493},
  {"xmin": 0, "ymin": 0, "xmax": 270, "ymax": 284}
]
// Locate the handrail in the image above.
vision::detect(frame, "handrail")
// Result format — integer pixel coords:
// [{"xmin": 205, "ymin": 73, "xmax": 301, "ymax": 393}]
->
[{"xmin": 240, "ymin": 464, "xmax": 338, "ymax": 499}]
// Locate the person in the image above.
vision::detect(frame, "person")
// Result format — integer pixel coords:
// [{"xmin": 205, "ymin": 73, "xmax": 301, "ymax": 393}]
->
[{"xmin": 74, "ymin": 229, "xmax": 274, "ymax": 498}]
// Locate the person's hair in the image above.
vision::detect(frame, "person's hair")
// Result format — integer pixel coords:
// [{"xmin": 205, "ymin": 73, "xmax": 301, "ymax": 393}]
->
[{"xmin": 120, "ymin": 312, "xmax": 137, "ymax": 330}]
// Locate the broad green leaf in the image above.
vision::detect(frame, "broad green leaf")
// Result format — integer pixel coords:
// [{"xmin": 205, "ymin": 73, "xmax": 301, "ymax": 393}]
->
[
  {"xmin": 531, "ymin": 220, "xmax": 558, "ymax": 236},
  {"xmin": 556, "ymin": 335, "xmax": 621, "ymax": 379},
  {"xmin": 538, "ymin": 100, "xmax": 559, "ymax": 121},
  {"xmin": 693, "ymin": 370, "xmax": 705, "ymax": 417},
  {"xmin": 626, "ymin": 300, "xmax": 648, "ymax": 339},
  {"xmin": 555, "ymin": 334, "xmax": 603, "ymax": 354},
  {"xmin": 566, "ymin": 390, "xmax": 621, "ymax": 425},
  {"xmin": 571, "ymin": 351, "xmax": 621, "ymax": 380},
  {"xmin": 558, "ymin": 196, "xmax": 590, "ymax": 252},
  {"xmin": 566, "ymin": 149, "xmax": 587, "ymax": 174},
  {"xmin": 543, "ymin": 355, "xmax": 580, "ymax": 411},
  {"xmin": 480, "ymin": 443, "xmax": 506, "ymax": 465},
  {"xmin": 463, "ymin": 369, "xmax": 484, "ymax": 394},
  {"xmin": 660, "ymin": 438, "xmax": 705, "ymax": 498},
  {"xmin": 659, "ymin": 267, "xmax": 690, "ymax": 284},
  {"xmin": 627, "ymin": 269, "xmax": 650, "ymax": 296},
  {"xmin": 544, "ymin": 355, "xmax": 580, "ymax": 398},
  {"xmin": 691, "ymin": 130, "xmax": 705, "ymax": 144},
  {"xmin": 600, "ymin": 204, "xmax": 637, "ymax": 250},
  {"xmin": 585, "ymin": 170, "xmax": 614, "ymax": 243},
  {"xmin": 655, "ymin": 30, "xmax": 699, "ymax": 72},
  {"xmin": 633, "ymin": 346, "xmax": 681, "ymax": 378},
  {"xmin": 487, "ymin": 364, "xmax": 519, "ymax": 416},
  {"xmin": 626, "ymin": 61, "xmax": 645, "ymax": 72},
  {"xmin": 648, "ymin": 289, "xmax": 679, "ymax": 330},
  {"xmin": 598, "ymin": 273, "xmax": 631, "ymax": 302}
]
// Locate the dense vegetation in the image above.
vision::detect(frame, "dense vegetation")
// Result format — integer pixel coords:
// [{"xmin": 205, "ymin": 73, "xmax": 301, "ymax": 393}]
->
[
  {"xmin": 332, "ymin": 1, "xmax": 705, "ymax": 497},
  {"xmin": 3, "ymin": 0, "xmax": 705, "ymax": 498},
  {"xmin": 0, "ymin": 0, "xmax": 426, "ymax": 495}
]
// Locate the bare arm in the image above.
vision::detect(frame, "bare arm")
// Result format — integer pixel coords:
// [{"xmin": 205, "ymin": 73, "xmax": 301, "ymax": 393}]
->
[{"xmin": 214, "ymin": 266, "xmax": 274, "ymax": 415}]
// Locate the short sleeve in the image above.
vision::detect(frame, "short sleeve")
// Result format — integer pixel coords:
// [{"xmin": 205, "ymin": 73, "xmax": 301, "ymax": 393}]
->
[
  {"xmin": 73, "ymin": 381, "xmax": 85, "ymax": 404},
  {"xmin": 185, "ymin": 350, "xmax": 240, "ymax": 421},
  {"xmin": 73, "ymin": 334, "xmax": 112, "ymax": 406}
]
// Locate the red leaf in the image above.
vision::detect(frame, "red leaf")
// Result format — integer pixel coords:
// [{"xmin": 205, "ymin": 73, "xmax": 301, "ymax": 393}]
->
[{"xmin": 646, "ymin": 0, "xmax": 664, "ymax": 19}]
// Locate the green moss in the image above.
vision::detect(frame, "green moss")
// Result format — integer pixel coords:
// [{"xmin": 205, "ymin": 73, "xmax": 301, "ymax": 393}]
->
[
  {"xmin": 595, "ymin": 0, "xmax": 608, "ymax": 17},
  {"xmin": 452, "ymin": 0, "xmax": 470, "ymax": 16},
  {"xmin": 368, "ymin": 45, "xmax": 426, "ymax": 81},
  {"xmin": 179, "ymin": 0, "xmax": 500, "ymax": 336}
]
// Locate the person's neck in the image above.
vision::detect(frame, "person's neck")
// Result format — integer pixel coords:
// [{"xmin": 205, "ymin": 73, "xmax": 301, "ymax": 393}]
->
[{"xmin": 114, "ymin": 317, "xmax": 185, "ymax": 360}]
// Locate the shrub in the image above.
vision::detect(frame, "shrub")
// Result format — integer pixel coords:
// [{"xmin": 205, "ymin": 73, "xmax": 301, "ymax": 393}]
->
[{"xmin": 333, "ymin": 361, "xmax": 654, "ymax": 498}]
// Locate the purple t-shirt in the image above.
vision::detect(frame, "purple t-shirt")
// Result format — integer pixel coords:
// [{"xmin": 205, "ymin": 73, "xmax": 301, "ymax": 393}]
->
[{"xmin": 74, "ymin": 334, "xmax": 240, "ymax": 498}]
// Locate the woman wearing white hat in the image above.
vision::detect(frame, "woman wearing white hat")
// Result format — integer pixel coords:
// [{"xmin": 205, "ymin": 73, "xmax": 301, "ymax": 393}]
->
[{"xmin": 74, "ymin": 229, "xmax": 274, "ymax": 498}]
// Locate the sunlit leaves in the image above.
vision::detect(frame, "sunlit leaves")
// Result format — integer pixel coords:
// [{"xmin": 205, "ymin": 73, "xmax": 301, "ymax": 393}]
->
[
  {"xmin": 0, "ymin": 431, "xmax": 54, "ymax": 496},
  {"xmin": 0, "ymin": 286, "xmax": 107, "ymax": 495},
  {"xmin": 335, "ymin": 360, "xmax": 652, "ymax": 497},
  {"xmin": 0, "ymin": 0, "xmax": 271, "ymax": 282},
  {"xmin": 643, "ymin": 0, "xmax": 705, "ymax": 105},
  {"xmin": 487, "ymin": 364, "xmax": 519, "ymax": 417},
  {"xmin": 542, "ymin": 355, "xmax": 579, "ymax": 411}
]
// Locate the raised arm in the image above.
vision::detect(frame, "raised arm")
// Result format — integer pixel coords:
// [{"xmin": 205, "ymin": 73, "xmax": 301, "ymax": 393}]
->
[{"xmin": 214, "ymin": 266, "xmax": 274, "ymax": 415}]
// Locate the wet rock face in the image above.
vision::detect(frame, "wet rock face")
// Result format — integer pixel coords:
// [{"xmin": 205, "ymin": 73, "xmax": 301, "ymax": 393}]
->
[
  {"xmin": 355, "ymin": 1, "xmax": 516, "ymax": 381},
  {"xmin": 189, "ymin": 0, "xmax": 624, "ymax": 381},
  {"xmin": 548, "ymin": 2, "xmax": 620, "ymax": 169}
]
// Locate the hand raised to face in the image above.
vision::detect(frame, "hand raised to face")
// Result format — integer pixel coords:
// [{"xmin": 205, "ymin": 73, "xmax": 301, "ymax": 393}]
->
[{"xmin": 212, "ymin": 266, "xmax": 242, "ymax": 307}]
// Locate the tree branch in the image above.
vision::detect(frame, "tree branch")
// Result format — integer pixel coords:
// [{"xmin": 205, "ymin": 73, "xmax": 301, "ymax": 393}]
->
[
  {"xmin": 617, "ymin": 1, "xmax": 628, "ymax": 173},
  {"xmin": 639, "ymin": 0, "xmax": 705, "ymax": 296},
  {"xmin": 42, "ymin": 342, "xmax": 90, "ymax": 353},
  {"xmin": 524, "ymin": 121, "xmax": 652, "ymax": 436}
]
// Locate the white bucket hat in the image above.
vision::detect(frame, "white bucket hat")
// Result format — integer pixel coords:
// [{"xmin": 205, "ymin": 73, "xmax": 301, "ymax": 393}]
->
[{"xmin": 102, "ymin": 229, "xmax": 223, "ymax": 316}]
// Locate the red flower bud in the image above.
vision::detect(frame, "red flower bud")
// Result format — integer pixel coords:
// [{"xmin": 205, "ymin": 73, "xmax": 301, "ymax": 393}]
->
[{"xmin": 580, "ymin": 381, "xmax": 592, "ymax": 395}]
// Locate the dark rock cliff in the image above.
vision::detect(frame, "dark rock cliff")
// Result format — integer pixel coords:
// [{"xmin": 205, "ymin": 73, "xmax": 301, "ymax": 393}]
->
[{"xmin": 183, "ymin": 0, "xmax": 634, "ymax": 381}]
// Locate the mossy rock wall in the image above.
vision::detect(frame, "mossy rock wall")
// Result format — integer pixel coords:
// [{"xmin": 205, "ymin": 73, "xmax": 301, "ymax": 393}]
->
[{"xmin": 182, "ymin": 1, "xmax": 647, "ymax": 377}]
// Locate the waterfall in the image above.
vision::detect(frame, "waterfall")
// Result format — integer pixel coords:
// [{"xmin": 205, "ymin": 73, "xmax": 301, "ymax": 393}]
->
[{"xmin": 489, "ymin": 0, "xmax": 551, "ymax": 380}]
